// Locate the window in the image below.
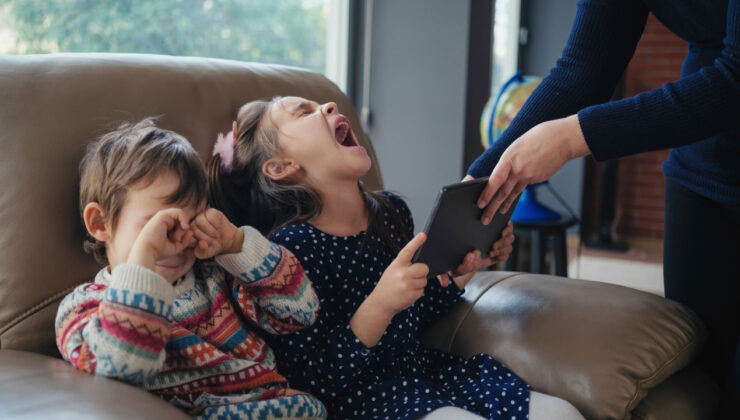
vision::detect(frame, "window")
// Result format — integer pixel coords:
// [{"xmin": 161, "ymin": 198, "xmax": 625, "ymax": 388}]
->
[
  {"xmin": 491, "ymin": 0, "xmax": 521, "ymax": 95},
  {"xmin": 0, "ymin": 0, "xmax": 349, "ymax": 90}
]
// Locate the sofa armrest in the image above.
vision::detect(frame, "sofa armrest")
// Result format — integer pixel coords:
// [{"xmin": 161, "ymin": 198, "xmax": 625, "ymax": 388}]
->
[
  {"xmin": 420, "ymin": 271, "xmax": 706, "ymax": 420},
  {"xmin": 0, "ymin": 350, "xmax": 189, "ymax": 419}
]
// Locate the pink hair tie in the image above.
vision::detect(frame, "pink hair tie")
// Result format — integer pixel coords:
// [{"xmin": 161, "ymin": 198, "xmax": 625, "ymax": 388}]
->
[{"xmin": 213, "ymin": 130, "xmax": 236, "ymax": 172}]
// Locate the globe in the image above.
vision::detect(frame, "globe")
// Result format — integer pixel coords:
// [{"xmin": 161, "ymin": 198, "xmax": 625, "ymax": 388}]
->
[{"xmin": 480, "ymin": 72, "xmax": 541, "ymax": 149}]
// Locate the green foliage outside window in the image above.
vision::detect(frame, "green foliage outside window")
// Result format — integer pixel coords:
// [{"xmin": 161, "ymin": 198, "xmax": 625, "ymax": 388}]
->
[{"xmin": 0, "ymin": 0, "xmax": 329, "ymax": 73}]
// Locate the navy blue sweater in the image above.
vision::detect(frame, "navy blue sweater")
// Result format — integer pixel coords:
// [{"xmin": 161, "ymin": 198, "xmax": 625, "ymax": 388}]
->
[{"xmin": 468, "ymin": 0, "xmax": 740, "ymax": 206}]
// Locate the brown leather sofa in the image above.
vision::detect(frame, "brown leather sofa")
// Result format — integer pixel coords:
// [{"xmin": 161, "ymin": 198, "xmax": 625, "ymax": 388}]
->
[{"xmin": 0, "ymin": 54, "xmax": 719, "ymax": 419}]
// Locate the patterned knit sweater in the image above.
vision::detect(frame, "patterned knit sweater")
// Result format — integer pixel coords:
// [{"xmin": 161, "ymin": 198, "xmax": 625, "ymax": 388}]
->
[{"xmin": 56, "ymin": 226, "xmax": 327, "ymax": 419}]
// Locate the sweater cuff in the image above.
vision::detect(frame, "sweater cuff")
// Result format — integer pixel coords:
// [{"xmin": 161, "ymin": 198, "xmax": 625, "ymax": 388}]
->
[
  {"xmin": 107, "ymin": 263, "xmax": 175, "ymax": 318},
  {"xmin": 216, "ymin": 226, "xmax": 281, "ymax": 285}
]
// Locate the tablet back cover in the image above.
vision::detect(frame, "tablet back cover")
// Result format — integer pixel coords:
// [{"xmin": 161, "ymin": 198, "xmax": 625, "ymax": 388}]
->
[{"xmin": 413, "ymin": 179, "xmax": 518, "ymax": 277}]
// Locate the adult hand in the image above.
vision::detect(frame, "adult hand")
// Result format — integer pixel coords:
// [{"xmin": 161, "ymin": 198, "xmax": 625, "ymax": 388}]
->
[{"xmin": 475, "ymin": 114, "xmax": 590, "ymax": 225}]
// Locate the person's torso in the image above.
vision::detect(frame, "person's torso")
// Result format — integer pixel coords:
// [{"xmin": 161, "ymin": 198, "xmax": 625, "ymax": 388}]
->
[{"xmin": 644, "ymin": 0, "xmax": 740, "ymax": 204}]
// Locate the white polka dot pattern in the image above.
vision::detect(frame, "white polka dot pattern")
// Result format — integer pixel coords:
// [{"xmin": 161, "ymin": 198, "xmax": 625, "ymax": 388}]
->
[{"xmin": 267, "ymin": 193, "xmax": 530, "ymax": 419}]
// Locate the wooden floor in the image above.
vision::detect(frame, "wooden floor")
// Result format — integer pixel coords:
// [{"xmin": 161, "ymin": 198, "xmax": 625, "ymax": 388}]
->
[{"xmin": 566, "ymin": 235, "xmax": 664, "ymax": 296}]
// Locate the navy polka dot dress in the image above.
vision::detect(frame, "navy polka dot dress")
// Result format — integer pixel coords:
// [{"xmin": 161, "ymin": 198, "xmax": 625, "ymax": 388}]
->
[{"xmin": 268, "ymin": 193, "xmax": 530, "ymax": 420}]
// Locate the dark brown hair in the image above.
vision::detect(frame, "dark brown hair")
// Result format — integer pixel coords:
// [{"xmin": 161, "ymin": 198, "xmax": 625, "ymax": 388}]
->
[
  {"xmin": 79, "ymin": 118, "xmax": 207, "ymax": 264},
  {"xmin": 207, "ymin": 97, "xmax": 410, "ymax": 253}
]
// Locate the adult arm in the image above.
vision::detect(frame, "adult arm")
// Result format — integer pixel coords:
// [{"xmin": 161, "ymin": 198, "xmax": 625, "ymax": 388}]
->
[
  {"xmin": 579, "ymin": 0, "xmax": 740, "ymax": 159},
  {"xmin": 472, "ymin": 0, "xmax": 740, "ymax": 218},
  {"xmin": 468, "ymin": 0, "xmax": 650, "ymax": 178}
]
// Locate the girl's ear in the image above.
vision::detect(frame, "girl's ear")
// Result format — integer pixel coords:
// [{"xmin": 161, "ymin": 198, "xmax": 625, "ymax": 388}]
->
[
  {"xmin": 262, "ymin": 157, "xmax": 300, "ymax": 181},
  {"xmin": 83, "ymin": 202, "xmax": 111, "ymax": 242}
]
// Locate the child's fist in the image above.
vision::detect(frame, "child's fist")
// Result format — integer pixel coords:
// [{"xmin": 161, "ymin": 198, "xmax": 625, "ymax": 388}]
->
[
  {"xmin": 371, "ymin": 233, "xmax": 429, "ymax": 316},
  {"xmin": 129, "ymin": 208, "xmax": 194, "ymax": 273},
  {"xmin": 191, "ymin": 208, "xmax": 243, "ymax": 259}
]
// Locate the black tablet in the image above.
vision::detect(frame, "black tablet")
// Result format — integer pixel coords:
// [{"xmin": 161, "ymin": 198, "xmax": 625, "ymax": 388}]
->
[{"xmin": 412, "ymin": 178, "xmax": 519, "ymax": 277}]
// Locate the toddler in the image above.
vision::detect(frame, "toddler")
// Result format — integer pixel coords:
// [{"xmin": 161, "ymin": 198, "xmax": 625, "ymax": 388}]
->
[{"xmin": 56, "ymin": 118, "xmax": 327, "ymax": 419}]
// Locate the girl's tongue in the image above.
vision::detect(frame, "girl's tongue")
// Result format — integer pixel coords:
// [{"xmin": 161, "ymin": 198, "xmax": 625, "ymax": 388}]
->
[{"xmin": 335, "ymin": 119, "xmax": 359, "ymax": 147}]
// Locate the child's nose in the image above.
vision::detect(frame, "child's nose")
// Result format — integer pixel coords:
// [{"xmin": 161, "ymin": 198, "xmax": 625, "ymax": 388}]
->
[{"xmin": 322, "ymin": 102, "xmax": 337, "ymax": 115}]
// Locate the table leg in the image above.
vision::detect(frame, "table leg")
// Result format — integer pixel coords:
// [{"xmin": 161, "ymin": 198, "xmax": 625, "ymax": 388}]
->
[
  {"xmin": 553, "ymin": 229, "xmax": 568, "ymax": 277},
  {"xmin": 531, "ymin": 230, "xmax": 545, "ymax": 274}
]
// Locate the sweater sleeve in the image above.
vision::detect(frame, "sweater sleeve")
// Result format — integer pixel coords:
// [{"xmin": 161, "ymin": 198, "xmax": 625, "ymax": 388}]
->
[
  {"xmin": 267, "ymin": 230, "xmax": 376, "ymax": 399},
  {"xmin": 468, "ymin": 0, "xmax": 650, "ymax": 177},
  {"xmin": 54, "ymin": 264, "xmax": 174, "ymax": 383},
  {"xmin": 215, "ymin": 225, "xmax": 320, "ymax": 335},
  {"xmin": 579, "ymin": 0, "xmax": 740, "ymax": 160}
]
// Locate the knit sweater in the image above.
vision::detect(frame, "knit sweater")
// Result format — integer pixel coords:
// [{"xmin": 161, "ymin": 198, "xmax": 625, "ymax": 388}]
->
[
  {"xmin": 469, "ymin": 0, "xmax": 740, "ymax": 206},
  {"xmin": 56, "ymin": 226, "xmax": 327, "ymax": 419}
]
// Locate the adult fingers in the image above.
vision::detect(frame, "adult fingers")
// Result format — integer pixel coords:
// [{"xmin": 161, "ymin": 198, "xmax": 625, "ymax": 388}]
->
[
  {"xmin": 396, "ymin": 232, "xmax": 427, "ymax": 264},
  {"xmin": 481, "ymin": 176, "xmax": 517, "ymax": 225},
  {"xmin": 477, "ymin": 161, "xmax": 510, "ymax": 211},
  {"xmin": 500, "ymin": 182, "xmax": 527, "ymax": 214}
]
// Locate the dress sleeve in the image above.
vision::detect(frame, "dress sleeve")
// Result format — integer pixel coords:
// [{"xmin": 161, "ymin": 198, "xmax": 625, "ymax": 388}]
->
[
  {"xmin": 416, "ymin": 281, "xmax": 465, "ymax": 334},
  {"xmin": 579, "ymin": 0, "xmax": 740, "ymax": 160},
  {"xmin": 468, "ymin": 0, "xmax": 650, "ymax": 177},
  {"xmin": 54, "ymin": 264, "xmax": 174, "ymax": 383},
  {"xmin": 215, "ymin": 226, "xmax": 320, "ymax": 335},
  {"xmin": 267, "ymin": 229, "xmax": 376, "ymax": 400}
]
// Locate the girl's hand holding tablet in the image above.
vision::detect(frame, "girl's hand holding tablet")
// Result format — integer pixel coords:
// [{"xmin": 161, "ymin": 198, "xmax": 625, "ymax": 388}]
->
[{"xmin": 436, "ymin": 222, "xmax": 515, "ymax": 288}]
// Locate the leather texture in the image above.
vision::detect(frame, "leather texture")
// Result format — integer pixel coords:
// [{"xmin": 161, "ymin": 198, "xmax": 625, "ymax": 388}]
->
[
  {"xmin": 420, "ymin": 272, "xmax": 708, "ymax": 420},
  {"xmin": 0, "ymin": 53, "xmax": 713, "ymax": 419},
  {"xmin": 0, "ymin": 349, "xmax": 188, "ymax": 419}
]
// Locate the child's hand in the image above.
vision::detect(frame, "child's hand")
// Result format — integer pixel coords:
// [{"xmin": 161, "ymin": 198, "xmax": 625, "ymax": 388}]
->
[
  {"xmin": 369, "ymin": 233, "xmax": 429, "ymax": 317},
  {"xmin": 436, "ymin": 221, "xmax": 515, "ymax": 287},
  {"xmin": 191, "ymin": 208, "xmax": 244, "ymax": 259},
  {"xmin": 129, "ymin": 208, "xmax": 194, "ymax": 272}
]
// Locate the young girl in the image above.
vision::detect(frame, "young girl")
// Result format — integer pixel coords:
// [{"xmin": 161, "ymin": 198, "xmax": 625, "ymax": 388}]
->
[{"xmin": 207, "ymin": 97, "xmax": 585, "ymax": 420}]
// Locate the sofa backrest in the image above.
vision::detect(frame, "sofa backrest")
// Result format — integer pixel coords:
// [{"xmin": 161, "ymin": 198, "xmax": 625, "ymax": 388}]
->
[{"xmin": 0, "ymin": 53, "xmax": 382, "ymax": 356}]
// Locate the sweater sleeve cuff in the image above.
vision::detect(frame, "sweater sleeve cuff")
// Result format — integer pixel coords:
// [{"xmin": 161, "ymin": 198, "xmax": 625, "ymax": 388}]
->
[
  {"xmin": 107, "ymin": 263, "xmax": 175, "ymax": 318},
  {"xmin": 216, "ymin": 226, "xmax": 281, "ymax": 285}
]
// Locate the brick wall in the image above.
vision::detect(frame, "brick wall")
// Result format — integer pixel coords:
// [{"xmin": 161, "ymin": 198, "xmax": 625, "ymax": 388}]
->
[{"xmin": 615, "ymin": 14, "xmax": 685, "ymax": 239}]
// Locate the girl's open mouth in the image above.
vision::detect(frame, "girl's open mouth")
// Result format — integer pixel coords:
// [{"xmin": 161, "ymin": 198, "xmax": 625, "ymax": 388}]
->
[{"xmin": 334, "ymin": 116, "xmax": 359, "ymax": 147}]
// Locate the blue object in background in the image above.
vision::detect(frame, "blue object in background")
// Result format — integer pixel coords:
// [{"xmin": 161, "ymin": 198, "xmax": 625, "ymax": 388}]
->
[{"xmin": 511, "ymin": 183, "xmax": 560, "ymax": 223}]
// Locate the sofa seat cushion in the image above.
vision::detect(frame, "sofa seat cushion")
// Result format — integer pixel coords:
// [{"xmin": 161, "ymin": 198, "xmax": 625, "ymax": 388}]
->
[
  {"xmin": 0, "ymin": 350, "xmax": 189, "ymax": 419},
  {"xmin": 421, "ymin": 272, "xmax": 707, "ymax": 420}
]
